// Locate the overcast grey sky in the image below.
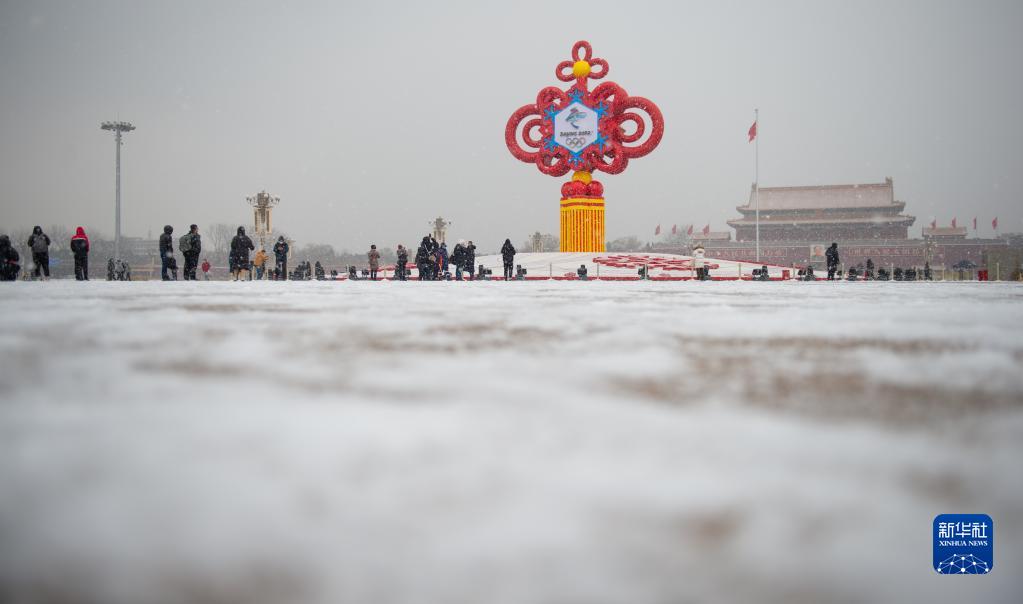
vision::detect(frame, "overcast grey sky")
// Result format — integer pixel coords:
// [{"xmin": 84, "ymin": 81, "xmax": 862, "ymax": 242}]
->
[{"xmin": 1, "ymin": 0, "xmax": 1020, "ymax": 251}]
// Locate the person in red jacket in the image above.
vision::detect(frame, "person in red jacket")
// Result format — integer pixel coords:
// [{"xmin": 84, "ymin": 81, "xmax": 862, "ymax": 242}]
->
[
  {"xmin": 69, "ymin": 226, "xmax": 90, "ymax": 281},
  {"xmin": 201, "ymin": 258, "xmax": 211, "ymax": 281}
]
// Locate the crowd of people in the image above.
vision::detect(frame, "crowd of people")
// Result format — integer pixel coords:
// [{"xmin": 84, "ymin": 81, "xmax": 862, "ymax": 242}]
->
[{"xmin": 0, "ymin": 229, "xmax": 941, "ymax": 284}]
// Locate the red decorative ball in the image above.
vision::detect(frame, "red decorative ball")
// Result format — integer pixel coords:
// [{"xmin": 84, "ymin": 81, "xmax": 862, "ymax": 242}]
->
[
  {"xmin": 587, "ymin": 181, "xmax": 603, "ymax": 197},
  {"xmin": 565, "ymin": 180, "xmax": 588, "ymax": 197}
]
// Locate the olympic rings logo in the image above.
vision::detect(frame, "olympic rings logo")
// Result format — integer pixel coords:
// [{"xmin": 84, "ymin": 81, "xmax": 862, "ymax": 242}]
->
[{"xmin": 562, "ymin": 137, "xmax": 588, "ymax": 149}]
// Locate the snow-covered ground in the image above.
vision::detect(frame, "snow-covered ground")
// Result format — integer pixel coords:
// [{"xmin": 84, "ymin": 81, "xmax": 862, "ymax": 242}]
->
[{"xmin": 1, "ymin": 280, "xmax": 1021, "ymax": 604}]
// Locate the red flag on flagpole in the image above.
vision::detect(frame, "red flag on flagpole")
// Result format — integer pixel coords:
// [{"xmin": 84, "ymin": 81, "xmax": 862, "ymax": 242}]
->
[
  {"xmin": 972, "ymin": 217, "xmax": 977, "ymax": 230},
  {"xmin": 993, "ymin": 217, "xmax": 998, "ymax": 230},
  {"xmin": 655, "ymin": 224, "xmax": 661, "ymax": 236},
  {"xmin": 686, "ymin": 224, "xmax": 693, "ymax": 236},
  {"xmin": 671, "ymin": 224, "xmax": 677, "ymax": 235},
  {"xmin": 748, "ymin": 120, "xmax": 757, "ymax": 142},
  {"xmin": 702, "ymin": 224, "xmax": 711, "ymax": 235},
  {"xmin": 930, "ymin": 219, "xmax": 937, "ymax": 229},
  {"xmin": 951, "ymin": 217, "xmax": 957, "ymax": 229}
]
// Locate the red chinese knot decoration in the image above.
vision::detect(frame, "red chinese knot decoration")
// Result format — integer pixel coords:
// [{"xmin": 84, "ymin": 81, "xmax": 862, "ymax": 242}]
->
[{"xmin": 505, "ymin": 41, "xmax": 664, "ymax": 177}]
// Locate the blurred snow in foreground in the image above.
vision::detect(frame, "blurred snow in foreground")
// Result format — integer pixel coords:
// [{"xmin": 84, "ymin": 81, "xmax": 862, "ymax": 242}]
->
[{"xmin": 0, "ymin": 280, "xmax": 1021, "ymax": 604}]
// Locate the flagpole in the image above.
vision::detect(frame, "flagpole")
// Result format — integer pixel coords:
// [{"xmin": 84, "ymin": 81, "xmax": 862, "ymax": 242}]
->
[{"xmin": 755, "ymin": 108, "xmax": 760, "ymax": 263}]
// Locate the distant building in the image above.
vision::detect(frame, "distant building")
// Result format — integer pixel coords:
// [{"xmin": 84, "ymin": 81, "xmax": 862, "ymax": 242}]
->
[
  {"xmin": 653, "ymin": 177, "xmax": 1018, "ymax": 272},
  {"xmin": 727, "ymin": 177, "xmax": 915, "ymax": 242}
]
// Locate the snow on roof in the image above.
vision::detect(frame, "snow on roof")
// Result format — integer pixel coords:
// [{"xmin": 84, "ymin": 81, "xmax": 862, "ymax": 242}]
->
[{"xmin": 740, "ymin": 178, "xmax": 897, "ymax": 211}]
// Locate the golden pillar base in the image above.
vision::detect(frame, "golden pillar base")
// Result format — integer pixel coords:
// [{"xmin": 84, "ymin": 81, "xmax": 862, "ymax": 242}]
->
[{"xmin": 560, "ymin": 197, "xmax": 606, "ymax": 252}]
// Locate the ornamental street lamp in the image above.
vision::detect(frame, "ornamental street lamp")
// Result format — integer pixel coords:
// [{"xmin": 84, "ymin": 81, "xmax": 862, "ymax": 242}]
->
[{"xmin": 100, "ymin": 121, "xmax": 136, "ymax": 265}]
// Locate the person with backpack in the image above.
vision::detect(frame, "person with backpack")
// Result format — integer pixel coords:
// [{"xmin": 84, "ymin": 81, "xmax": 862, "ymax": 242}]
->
[
  {"xmin": 229, "ymin": 226, "xmax": 255, "ymax": 281},
  {"xmin": 201, "ymin": 258, "xmax": 211, "ymax": 280},
  {"xmin": 273, "ymin": 236, "xmax": 289, "ymax": 281},
  {"xmin": 0, "ymin": 235, "xmax": 21, "ymax": 281},
  {"xmin": 396, "ymin": 244, "xmax": 409, "ymax": 281},
  {"xmin": 159, "ymin": 225, "xmax": 174, "ymax": 281},
  {"xmin": 70, "ymin": 226, "xmax": 90, "ymax": 280},
  {"xmin": 465, "ymin": 240, "xmax": 476, "ymax": 280},
  {"xmin": 27, "ymin": 226, "xmax": 51, "ymax": 280},
  {"xmin": 178, "ymin": 224, "xmax": 201, "ymax": 280},
  {"xmin": 500, "ymin": 238, "xmax": 516, "ymax": 280}
]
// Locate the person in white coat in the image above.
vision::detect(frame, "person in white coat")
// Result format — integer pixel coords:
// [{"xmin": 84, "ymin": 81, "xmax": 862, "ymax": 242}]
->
[{"xmin": 693, "ymin": 245, "xmax": 707, "ymax": 280}]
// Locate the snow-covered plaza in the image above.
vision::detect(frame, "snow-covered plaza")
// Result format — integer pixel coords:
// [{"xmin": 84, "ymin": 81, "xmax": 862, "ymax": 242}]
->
[{"xmin": 1, "ymin": 280, "xmax": 1021, "ymax": 603}]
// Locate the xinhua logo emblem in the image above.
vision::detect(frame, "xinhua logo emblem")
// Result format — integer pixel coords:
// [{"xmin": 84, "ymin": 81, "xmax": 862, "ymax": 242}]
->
[{"xmin": 933, "ymin": 514, "xmax": 993, "ymax": 574}]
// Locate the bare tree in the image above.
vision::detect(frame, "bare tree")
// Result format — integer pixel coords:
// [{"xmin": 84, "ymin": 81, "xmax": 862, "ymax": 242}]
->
[
  {"xmin": 47, "ymin": 224, "xmax": 70, "ymax": 253},
  {"xmin": 208, "ymin": 223, "xmax": 234, "ymax": 254}
]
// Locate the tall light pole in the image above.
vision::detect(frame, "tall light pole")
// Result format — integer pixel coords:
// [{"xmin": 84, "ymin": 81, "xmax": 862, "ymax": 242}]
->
[{"xmin": 101, "ymin": 121, "xmax": 136, "ymax": 264}]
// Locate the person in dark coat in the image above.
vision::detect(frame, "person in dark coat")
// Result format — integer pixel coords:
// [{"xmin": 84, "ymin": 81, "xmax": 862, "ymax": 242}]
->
[
  {"xmin": 180, "ymin": 224, "xmax": 201, "ymax": 280},
  {"xmin": 158, "ymin": 225, "xmax": 174, "ymax": 281},
  {"xmin": 825, "ymin": 243, "xmax": 840, "ymax": 281},
  {"xmin": 865, "ymin": 258, "xmax": 875, "ymax": 280},
  {"xmin": 70, "ymin": 226, "xmax": 90, "ymax": 280},
  {"xmin": 273, "ymin": 236, "xmax": 289, "ymax": 281},
  {"xmin": 107, "ymin": 258, "xmax": 115, "ymax": 281},
  {"xmin": 27, "ymin": 226, "xmax": 51, "ymax": 279},
  {"xmin": 415, "ymin": 243, "xmax": 431, "ymax": 281},
  {"xmin": 314, "ymin": 261, "xmax": 325, "ymax": 280},
  {"xmin": 465, "ymin": 240, "xmax": 476, "ymax": 280},
  {"xmin": 229, "ymin": 226, "xmax": 255, "ymax": 281},
  {"xmin": 450, "ymin": 241, "xmax": 466, "ymax": 281},
  {"xmin": 501, "ymin": 238, "xmax": 516, "ymax": 280},
  {"xmin": 0, "ymin": 235, "xmax": 21, "ymax": 281},
  {"xmin": 396, "ymin": 244, "xmax": 409, "ymax": 281}
]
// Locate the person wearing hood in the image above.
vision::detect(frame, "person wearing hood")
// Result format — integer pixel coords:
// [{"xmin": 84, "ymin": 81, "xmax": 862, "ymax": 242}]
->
[
  {"xmin": 368, "ymin": 244, "xmax": 381, "ymax": 280},
  {"xmin": 70, "ymin": 227, "xmax": 90, "ymax": 280},
  {"xmin": 438, "ymin": 242, "xmax": 449, "ymax": 274},
  {"xmin": 0, "ymin": 235, "xmax": 21, "ymax": 281},
  {"xmin": 229, "ymin": 226, "xmax": 255, "ymax": 281},
  {"xmin": 158, "ymin": 225, "xmax": 174, "ymax": 281},
  {"xmin": 314, "ymin": 261, "xmax": 326, "ymax": 281},
  {"xmin": 201, "ymin": 258, "xmax": 211, "ymax": 280},
  {"xmin": 27, "ymin": 226, "xmax": 51, "ymax": 280},
  {"xmin": 500, "ymin": 239, "xmax": 516, "ymax": 280},
  {"xmin": 273, "ymin": 236, "xmax": 289, "ymax": 281},
  {"xmin": 179, "ymin": 224, "xmax": 201, "ymax": 280}
]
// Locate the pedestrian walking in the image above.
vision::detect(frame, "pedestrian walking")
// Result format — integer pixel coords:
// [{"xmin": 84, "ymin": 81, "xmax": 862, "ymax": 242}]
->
[
  {"xmin": 201, "ymin": 258, "xmax": 211, "ymax": 280},
  {"xmin": 70, "ymin": 226, "xmax": 90, "ymax": 280},
  {"xmin": 501, "ymin": 238, "xmax": 516, "ymax": 280},
  {"xmin": 27, "ymin": 226, "xmax": 51, "ymax": 280}
]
